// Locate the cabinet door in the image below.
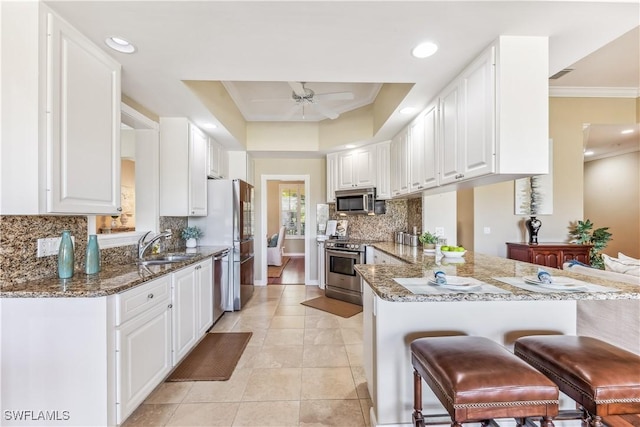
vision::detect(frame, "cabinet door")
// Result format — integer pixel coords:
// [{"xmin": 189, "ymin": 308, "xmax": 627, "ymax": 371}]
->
[
  {"xmin": 189, "ymin": 124, "xmax": 208, "ymax": 216},
  {"xmin": 354, "ymin": 148, "xmax": 376, "ymax": 187},
  {"xmin": 337, "ymin": 151, "xmax": 356, "ymax": 189},
  {"xmin": 530, "ymin": 249, "xmax": 561, "ymax": 269},
  {"xmin": 326, "ymin": 153, "xmax": 338, "ymax": 202},
  {"xmin": 409, "ymin": 115, "xmax": 425, "ymax": 193},
  {"xmin": 460, "ymin": 47, "xmax": 495, "ymax": 179},
  {"xmin": 47, "ymin": 13, "xmax": 121, "ymax": 214},
  {"xmin": 196, "ymin": 259, "xmax": 213, "ymax": 335},
  {"xmin": 207, "ymin": 137, "xmax": 221, "ymax": 179},
  {"xmin": 439, "ymin": 81, "xmax": 464, "ymax": 185},
  {"xmin": 421, "ymin": 102, "xmax": 439, "ymax": 189},
  {"xmin": 116, "ymin": 303, "xmax": 172, "ymax": 424},
  {"xmin": 172, "ymin": 265, "xmax": 197, "ymax": 364},
  {"xmin": 375, "ymin": 142, "xmax": 391, "ymax": 200},
  {"xmin": 390, "ymin": 128, "xmax": 409, "ymax": 197}
]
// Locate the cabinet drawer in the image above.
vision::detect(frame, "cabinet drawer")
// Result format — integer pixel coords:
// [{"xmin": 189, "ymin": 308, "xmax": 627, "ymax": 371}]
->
[{"xmin": 116, "ymin": 275, "xmax": 171, "ymax": 326}]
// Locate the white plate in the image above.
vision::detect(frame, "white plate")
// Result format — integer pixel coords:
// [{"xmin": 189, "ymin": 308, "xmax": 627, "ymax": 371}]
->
[
  {"xmin": 428, "ymin": 276, "xmax": 482, "ymax": 291},
  {"xmin": 523, "ymin": 276, "xmax": 587, "ymax": 291}
]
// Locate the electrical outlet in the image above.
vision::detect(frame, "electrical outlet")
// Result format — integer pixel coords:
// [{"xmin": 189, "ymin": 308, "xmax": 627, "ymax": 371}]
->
[
  {"xmin": 484, "ymin": 227, "xmax": 491, "ymax": 234},
  {"xmin": 434, "ymin": 227, "xmax": 445, "ymax": 237},
  {"xmin": 37, "ymin": 236, "xmax": 75, "ymax": 257}
]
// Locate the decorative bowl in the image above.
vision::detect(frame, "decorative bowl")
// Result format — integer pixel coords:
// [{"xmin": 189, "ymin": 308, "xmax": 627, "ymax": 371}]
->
[{"xmin": 441, "ymin": 250, "xmax": 466, "ymax": 258}]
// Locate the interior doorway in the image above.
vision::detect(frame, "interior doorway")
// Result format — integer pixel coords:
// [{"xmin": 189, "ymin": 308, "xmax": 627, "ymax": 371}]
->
[{"xmin": 261, "ymin": 174, "xmax": 311, "ymax": 285}]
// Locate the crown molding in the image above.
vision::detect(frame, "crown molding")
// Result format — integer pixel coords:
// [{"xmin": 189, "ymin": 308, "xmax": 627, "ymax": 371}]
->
[{"xmin": 549, "ymin": 86, "xmax": 640, "ymax": 98}]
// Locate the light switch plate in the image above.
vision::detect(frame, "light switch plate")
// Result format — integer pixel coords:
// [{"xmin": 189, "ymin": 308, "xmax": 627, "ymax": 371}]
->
[
  {"xmin": 434, "ymin": 227, "xmax": 445, "ymax": 237},
  {"xmin": 37, "ymin": 236, "xmax": 75, "ymax": 257},
  {"xmin": 484, "ymin": 227, "xmax": 491, "ymax": 234}
]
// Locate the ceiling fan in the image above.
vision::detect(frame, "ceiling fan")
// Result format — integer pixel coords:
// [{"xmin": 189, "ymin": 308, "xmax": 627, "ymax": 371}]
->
[{"xmin": 251, "ymin": 82, "xmax": 354, "ymax": 120}]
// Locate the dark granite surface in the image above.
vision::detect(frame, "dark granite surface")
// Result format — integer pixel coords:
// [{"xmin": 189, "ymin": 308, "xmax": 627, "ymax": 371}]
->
[
  {"xmin": 0, "ymin": 246, "xmax": 229, "ymax": 298},
  {"xmin": 361, "ymin": 243, "xmax": 640, "ymax": 302}
]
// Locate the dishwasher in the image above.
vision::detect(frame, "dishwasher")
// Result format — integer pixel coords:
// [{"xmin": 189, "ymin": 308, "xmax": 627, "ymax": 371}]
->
[{"xmin": 213, "ymin": 249, "xmax": 230, "ymax": 324}]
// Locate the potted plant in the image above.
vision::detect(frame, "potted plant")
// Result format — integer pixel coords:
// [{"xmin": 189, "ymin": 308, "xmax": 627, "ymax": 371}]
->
[
  {"xmin": 181, "ymin": 226, "xmax": 203, "ymax": 248},
  {"xmin": 419, "ymin": 231, "xmax": 438, "ymax": 250},
  {"xmin": 568, "ymin": 219, "xmax": 612, "ymax": 269}
]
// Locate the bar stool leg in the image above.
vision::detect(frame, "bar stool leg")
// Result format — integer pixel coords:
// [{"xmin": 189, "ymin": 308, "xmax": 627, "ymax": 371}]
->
[
  {"xmin": 590, "ymin": 415, "xmax": 603, "ymax": 427},
  {"xmin": 540, "ymin": 416, "xmax": 555, "ymax": 427},
  {"xmin": 412, "ymin": 369, "xmax": 425, "ymax": 427}
]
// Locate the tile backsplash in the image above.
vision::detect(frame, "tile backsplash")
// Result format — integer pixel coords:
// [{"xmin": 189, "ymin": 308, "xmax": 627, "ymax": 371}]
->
[
  {"xmin": 328, "ymin": 199, "xmax": 422, "ymax": 241},
  {"xmin": 0, "ymin": 215, "xmax": 188, "ymax": 287}
]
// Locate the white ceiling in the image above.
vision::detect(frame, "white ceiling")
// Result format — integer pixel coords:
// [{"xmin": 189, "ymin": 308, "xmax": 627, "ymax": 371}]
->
[{"xmin": 44, "ymin": 1, "xmax": 639, "ymax": 156}]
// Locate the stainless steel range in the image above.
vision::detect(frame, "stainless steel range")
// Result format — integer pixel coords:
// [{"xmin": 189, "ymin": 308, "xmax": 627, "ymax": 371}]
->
[{"xmin": 325, "ymin": 239, "xmax": 367, "ymax": 305}]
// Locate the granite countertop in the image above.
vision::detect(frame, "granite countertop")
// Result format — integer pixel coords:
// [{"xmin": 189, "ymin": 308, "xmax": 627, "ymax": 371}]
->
[
  {"xmin": 361, "ymin": 243, "xmax": 640, "ymax": 303},
  {"xmin": 0, "ymin": 246, "xmax": 230, "ymax": 298}
]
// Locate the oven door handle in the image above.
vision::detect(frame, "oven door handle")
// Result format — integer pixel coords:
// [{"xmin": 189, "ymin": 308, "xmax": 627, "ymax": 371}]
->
[{"xmin": 326, "ymin": 248, "xmax": 361, "ymax": 258}]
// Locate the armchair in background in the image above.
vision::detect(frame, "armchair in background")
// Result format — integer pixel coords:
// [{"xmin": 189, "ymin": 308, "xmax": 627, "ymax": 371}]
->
[{"xmin": 267, "ymin": 226, "xmax": 286, "ymax": 266}]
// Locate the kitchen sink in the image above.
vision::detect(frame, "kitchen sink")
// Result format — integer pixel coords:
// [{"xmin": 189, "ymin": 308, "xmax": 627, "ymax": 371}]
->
[{"xmin": 137, "ymin": 252, "xmax": 199, "ymax": 266}]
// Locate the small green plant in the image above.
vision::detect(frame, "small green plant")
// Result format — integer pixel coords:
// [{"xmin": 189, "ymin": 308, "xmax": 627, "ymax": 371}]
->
[
  {"xmin": 419, "ymin": 231, "xmax": 438, "ymax": 245},
  {"xmin": 568, "ymin": 219, "xmax": 612, "ymax": 269},
  {"xmin": 181, "ymin": 226, "xmax": 203, "ymax": 240}
]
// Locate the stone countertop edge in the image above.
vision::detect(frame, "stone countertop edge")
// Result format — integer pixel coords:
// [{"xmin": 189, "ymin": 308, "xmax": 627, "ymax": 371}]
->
[
  {"xmin": 0, "ymin": 246, "xmax": 230, "ymax": 298},
  {"xmin": 361, "ymin": 243, "xmax": 640, "ymax": 303}
]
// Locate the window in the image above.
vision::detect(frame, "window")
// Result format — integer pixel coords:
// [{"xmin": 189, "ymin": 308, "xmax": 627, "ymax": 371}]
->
[{"xmin": 279, "ymin": 183, "xmax": 305, "ymax": 237}]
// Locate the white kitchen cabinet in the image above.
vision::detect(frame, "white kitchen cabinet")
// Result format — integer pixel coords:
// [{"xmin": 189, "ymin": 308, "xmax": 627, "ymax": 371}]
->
[
  {"xmin": 172, "ymin": 258, "xmax": 213, "ymax": 364},
  {"xmin": 1, "ymin": 4, "xmax": 121, "ymax": 215},
  {"xmin": 326, "ymin": 153, "xmax": 338, "ymax": 202},
  {"xmin": 227, "ymin": 151, "xmax": 254, "ymax": 185},
  {"xmin": 196, "ymin": 258, "xmax": 214, "ymax": 335},
  {"xmin": 440, "ymin": 46, "xmax": 495, "ymax": 185},
  {"xmin": 390, "ymin": 127, "xmax": 409, "ymax": 197},
  {"xmin": 317, "ymin": 239, "xmax": 326, "ymax": 289},
  {"xmin": 372, "ymin": 248, "xmax": 404, "ymax": 265},
  {"xmin": 421, "ymin": 102, "xmax": 439, "ymax": 189},
  {"xmin": 375, "ymin": 141, "xmax": 391, "ymax": 200},
  {"xmin": 208, "ymin": 137, "xmax": 227, "ymax": 179},
  {"xmin": 337, "ymin": 146, "xmax": 376, "ymax": 189},
  {"xmin": 159, "ymin": 118, "xmax": 208, "ymax": 216},
  {"xmin": 115, "ymin": 276, "xmax": 172, "ymax": 424},
  {"xmin": 408, "ymin": 114, "xmax": 426, "ymax": 193}
]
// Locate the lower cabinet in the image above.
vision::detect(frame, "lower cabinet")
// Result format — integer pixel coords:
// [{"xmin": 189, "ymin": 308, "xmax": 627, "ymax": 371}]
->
[
  {"xmin": 172, "ymin": 258, "xmax": 213, "ymax": 364},
  {"xmin": 116, "ymin": 299, "xmax": 172, "ymax": 423}
]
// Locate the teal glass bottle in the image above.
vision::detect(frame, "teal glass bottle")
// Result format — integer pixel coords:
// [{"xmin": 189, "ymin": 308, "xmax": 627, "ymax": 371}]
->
[
  {"xmin": 58, "ymin": 230, "xmax": 74, "ymax": 279},
  {"xmin": 85, "ymin": 234, "xmax": 100, "ymax": 275}
]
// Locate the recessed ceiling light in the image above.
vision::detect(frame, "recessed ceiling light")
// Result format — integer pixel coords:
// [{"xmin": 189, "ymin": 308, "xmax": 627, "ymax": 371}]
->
[
  {"xmin": 400, "ymin": 107, "xmax": 416, "ymax": 115},
  {"xmin": 584, "ymin": 150, "xmax": 594, "ymax": 156},
  {"xmin": 203, "ymin": 123, "xmax": 218, "ymax": 129},
  {"xmin": 412, "ymin": 41, "xmax": 438, "ymax": 59},
  {"xmin": 105, "ymin": 36, "xmax": 136, "ymax": 54},
  {"xmin": 345, "ymin": 144, "xmax": 356, "ymax": 149},
  {"xmin": 621, "ymin": 129, "xmax": 634, "ymax": 135}
]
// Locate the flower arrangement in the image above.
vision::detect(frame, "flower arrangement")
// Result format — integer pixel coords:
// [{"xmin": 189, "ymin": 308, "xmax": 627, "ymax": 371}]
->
[{"xmin": 181, "ymin": 226, "xmax": 203, "ymax": 240}]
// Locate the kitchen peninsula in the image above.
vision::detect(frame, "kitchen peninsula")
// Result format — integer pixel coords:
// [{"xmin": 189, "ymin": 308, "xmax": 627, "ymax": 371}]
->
[
  {"xmin": 1, "ymin": 246, "xmax": 228, "ymax": 427},
  {"xmin": 357, "ymin": 244, "xmax": 640, "ymax": 427}
]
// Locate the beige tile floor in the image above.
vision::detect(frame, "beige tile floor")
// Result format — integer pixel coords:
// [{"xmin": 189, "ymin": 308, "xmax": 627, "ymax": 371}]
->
[{"xmin": 123, "ymin": 285, "xmax": 371, "ymax": 427}]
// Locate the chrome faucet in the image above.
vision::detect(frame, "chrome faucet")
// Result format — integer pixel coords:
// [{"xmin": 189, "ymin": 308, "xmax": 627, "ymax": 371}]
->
[{"xmin": 138, "ymin": 229, "xmax": 173, "ymax": 259}]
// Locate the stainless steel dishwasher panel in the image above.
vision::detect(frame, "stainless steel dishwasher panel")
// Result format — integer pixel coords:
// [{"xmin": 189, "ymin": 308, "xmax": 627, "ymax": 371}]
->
[{"xmin": 213, "ymin": 250, "xmax": 230, "ymax": 323}]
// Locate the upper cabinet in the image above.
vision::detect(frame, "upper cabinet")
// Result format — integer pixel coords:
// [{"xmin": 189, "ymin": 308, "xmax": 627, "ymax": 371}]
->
[
  {"xmin": 159, "ymin": 118, "xmax": 208, "ymax": 216},
  {"xmin": 390, "ymin": 128, "xmax": 409, "ymax": 197},
  {"xmin": 375, "ymin": 141, "xmax": 391, "ymax": 200},
  {"xmin": 389, "ymin": 35, "xmax": 549, "ymax": 197},
  {"xmin": 337, "ymin": 147, "xmax": 376, "ymax": 190},
  {"xmin": 207, "ymin": 137, "xmax": 227, "ymax": 179},
  {"xmin": 326, "ymin": 153, "xmax": 338, "ymax": 203},
  {"xmin": 1, "ymin": 4, "xmax": 122, "ymax": 215},
  {"xmin": 439, "ymin": 46, "xmax": 495, "ymax": 185}
]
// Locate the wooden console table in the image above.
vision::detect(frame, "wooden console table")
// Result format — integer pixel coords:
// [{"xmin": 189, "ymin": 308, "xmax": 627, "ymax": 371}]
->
[{"xmin": 506, "ymin": 242, "xmax": 591, "ymax": 269}]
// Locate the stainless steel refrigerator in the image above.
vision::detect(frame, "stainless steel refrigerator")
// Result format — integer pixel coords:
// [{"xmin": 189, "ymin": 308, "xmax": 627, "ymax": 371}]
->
[{"xmin": 189, "ymin": 179, "xmax": 254, "ymax": 310}]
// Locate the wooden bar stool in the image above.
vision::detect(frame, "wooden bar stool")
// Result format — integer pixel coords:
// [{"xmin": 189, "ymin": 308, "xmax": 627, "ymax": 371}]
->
[
  {"xmin": 515, "ymin": 335, "xmax": 640, "ymax": 427},
  {"xmin": 411, "ymin": 336, "xmax": 559, "ymax": 427}
]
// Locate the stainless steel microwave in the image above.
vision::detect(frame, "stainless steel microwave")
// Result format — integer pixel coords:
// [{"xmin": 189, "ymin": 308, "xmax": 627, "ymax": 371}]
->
[{"xmin": 335, "ymin": 187, "xmax": 382, "ymax": 215}]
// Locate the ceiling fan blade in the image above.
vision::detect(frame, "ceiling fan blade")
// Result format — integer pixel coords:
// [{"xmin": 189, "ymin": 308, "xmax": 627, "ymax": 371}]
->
[
  {"xmin": 311, "ymin": 102, "xmax": 339, "ymax": 120},
  {"xmin": 314, "ymin": 91, "xmax": 355, "ymax": 101},
  {"xmin": 288, "ymin": 81, "xmax": 306, "ymax": 97},
  {"xmin": 282, "ymin": 104, "xmax": 302, "ymax": 121},
  {"xmin": 250, "ymin": 97, "xmax": 294, "ymax": 103}
]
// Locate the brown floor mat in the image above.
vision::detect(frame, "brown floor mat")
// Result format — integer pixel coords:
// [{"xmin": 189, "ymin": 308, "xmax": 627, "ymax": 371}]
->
[
  {"xmin": 300, "ymin": 296, "xmax": 362, "ymax": 318},
  {"xmin": 267, "ymin": 256, "xmax": 290, "ymax": 277},
  {"xmin": 167, "ymin": 332, "xmax": 252, "ymax": 381}
]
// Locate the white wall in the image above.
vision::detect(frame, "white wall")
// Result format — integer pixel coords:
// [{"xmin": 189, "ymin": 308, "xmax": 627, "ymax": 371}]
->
[{"xmin": 423, "ymin": 191, "xmax": 457, "ymax": 245}]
